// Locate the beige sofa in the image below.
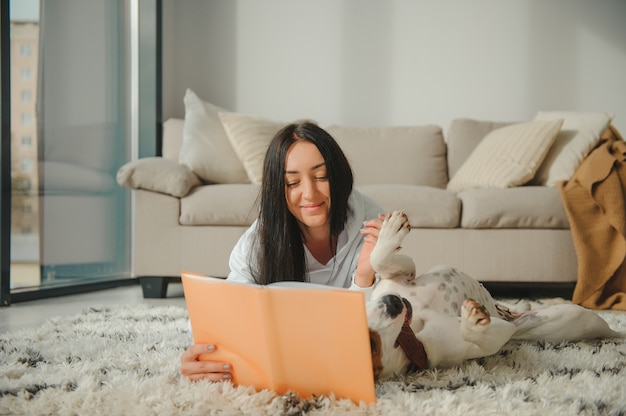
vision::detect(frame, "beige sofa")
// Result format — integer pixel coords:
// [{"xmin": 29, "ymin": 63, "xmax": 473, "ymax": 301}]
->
[{"xmin": 117, "ymin": 93, "xmax": 616, "ymax": 298}]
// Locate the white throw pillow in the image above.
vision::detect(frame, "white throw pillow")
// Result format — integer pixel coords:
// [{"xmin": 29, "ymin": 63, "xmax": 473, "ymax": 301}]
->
[
  {"xmin": 447, "ymin": 119, "xmax": 563, "ymax": 193},
  {"xmin": 218, "ymin": 112, "xmax": 286, "ymax": 184},
  {"xmin": 178, "ymin": 89, "xmax": 249, "ymax": 184},
  {"xmin": 530, "ymin": 111, "xmax": 614, "ymax": 186}
]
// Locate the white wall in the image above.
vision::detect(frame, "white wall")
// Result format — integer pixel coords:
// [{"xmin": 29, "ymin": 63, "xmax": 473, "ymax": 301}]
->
[{"xmin": 162, "ymin": 0, "xmax": 626, "ymax": 133}]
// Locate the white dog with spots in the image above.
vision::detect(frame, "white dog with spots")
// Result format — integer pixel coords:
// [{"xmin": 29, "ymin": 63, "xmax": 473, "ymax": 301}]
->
[{"xmin": 367, "ymin": 210, "xmax": 625, "ymax": 381}]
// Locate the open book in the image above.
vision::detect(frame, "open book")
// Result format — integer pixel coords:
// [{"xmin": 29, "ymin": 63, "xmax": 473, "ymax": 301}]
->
[{"xmin": 181, "ymin": 271, "xmax": 376, "ymax": 403}]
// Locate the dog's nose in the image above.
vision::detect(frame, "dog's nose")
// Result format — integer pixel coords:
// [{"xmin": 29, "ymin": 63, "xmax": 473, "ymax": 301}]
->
[{"xmin": 381, "ymin": 294, "xmax": 404, "ymax": 318}]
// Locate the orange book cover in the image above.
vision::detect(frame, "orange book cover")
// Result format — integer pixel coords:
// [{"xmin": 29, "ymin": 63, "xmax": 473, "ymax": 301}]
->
[{"xmin": 181, "ymin": 271, "xmax": 376, "ymax": 404}]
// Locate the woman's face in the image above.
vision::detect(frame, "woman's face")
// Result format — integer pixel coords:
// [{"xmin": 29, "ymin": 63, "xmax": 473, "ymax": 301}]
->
[{"xmin": 284, "ymin": 140, "xmax": 331, "ymax": 235}]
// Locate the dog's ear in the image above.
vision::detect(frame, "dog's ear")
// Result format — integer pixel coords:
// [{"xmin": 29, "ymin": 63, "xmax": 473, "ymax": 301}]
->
[
  {"xmin": 369, "ymin": 329, "xmax": 383, "ymax": 381},
  {"xmin": 401, "ymin": 297, "xmax": 413, "ymax": 325}
]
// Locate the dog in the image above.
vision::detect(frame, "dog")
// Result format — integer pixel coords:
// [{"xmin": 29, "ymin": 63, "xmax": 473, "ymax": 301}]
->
[{"xmin": 367, "ymin": 210, "xmax": 625, "ymax": 381}]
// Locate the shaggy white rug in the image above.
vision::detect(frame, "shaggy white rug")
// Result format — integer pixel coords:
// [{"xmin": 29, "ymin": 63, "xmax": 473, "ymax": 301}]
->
[{"xmin": 1, "ymin": 303, "xmax": 626, "ymax": 416}]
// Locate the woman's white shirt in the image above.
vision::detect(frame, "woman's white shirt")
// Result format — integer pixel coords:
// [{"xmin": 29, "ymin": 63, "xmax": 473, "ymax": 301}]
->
[{"xmin": 227, "ymin": 189, "xmax": 382, "ymax": 298}]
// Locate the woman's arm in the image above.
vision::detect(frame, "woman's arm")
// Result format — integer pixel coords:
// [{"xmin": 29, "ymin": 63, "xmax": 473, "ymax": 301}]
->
[
  {"xmin": 353, "ymin": 214, "xmax": 385, "ymax": 288},
  {"xmin": 226, "ymin": 221, "xmax": 259, "ymax": 283}
]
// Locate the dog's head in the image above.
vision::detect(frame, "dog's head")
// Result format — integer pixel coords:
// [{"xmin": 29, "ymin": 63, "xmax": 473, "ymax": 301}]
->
[{"xmin": 368, "ymin": 293, "xmax": 419, "ymax": 380}]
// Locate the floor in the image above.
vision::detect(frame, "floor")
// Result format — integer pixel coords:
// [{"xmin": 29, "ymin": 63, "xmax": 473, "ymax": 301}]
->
[
  {"xmin": 0, "ymin": 282, "xmax": 187, "ymax": 334},
  {"xmin": 0, "ymin": 281, "xmax": 576, "ymax": 335}
]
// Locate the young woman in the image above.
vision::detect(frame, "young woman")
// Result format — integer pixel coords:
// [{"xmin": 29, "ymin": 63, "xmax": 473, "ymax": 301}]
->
[{"xmin": 181, "ymin": 122, "xmax": 384, "ymax": 382}]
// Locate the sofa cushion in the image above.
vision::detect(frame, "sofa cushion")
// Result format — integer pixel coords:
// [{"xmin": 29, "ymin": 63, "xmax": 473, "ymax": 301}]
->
[
  {"xmin": 530, "ymin": 111, "xmax": 614, "ymax": 186},
  {"xmin": 180, "ymin": 184, "xmax": 260, "ymax": 226},
  {"xmin": 358, "ymin": 185, "xmax": 460, "ymax": 228},
  {"xmin": 219, "ymin": 112, "xmax": 288, "ymax": 185},
  {"xmin": 459, "ymin": 187, "xmax": 569, "ymax": 229},
  {"xmin": 116, "ymin": 157, "xmax": 201, "ymax": 198},
  {"xmin": 327, "ymin": 125, "xmax": 448, "ymax": 189},
  {"xmin": 447, "ymin": 119, "xmax": 563, "ymax": 193},
  {"xmin": 178, "ymin": 89, "xmax": 250, "ymax": 184},
  {"xmin": 446, "ymin": 118, "xmax": 514, "ymax": 179}
]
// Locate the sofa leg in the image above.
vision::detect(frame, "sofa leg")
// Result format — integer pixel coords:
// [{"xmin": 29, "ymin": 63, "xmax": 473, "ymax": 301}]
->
[{"xmin": 140, "ymin": 277, "xmax": 170, "ymax": 298}]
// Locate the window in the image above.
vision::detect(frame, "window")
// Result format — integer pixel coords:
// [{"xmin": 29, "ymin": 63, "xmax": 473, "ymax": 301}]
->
[
  {"xmin": 20, "ymin": 158, "xmax": 33, "ymax": 172},
  {"xmin": 20, "ymin": 136, "xmax": 32, "ymax": 148},
  {"xmin": 21, "ymin": 90, "xmax": 31, "ymax": 103},
  {"xmin": 20, "ymin": 44, "xmax": 32, "ymax": 57},
  {"xmin": 4, "ymin": 0, "xmax": 158, "ymax": 300},
  {"xmin": 19, "ymin": 67, "xmax": 32, "ymax": 80},
  {"xmin": 20, "ymin": 113, "xmax": 33, "ymax": 126}
]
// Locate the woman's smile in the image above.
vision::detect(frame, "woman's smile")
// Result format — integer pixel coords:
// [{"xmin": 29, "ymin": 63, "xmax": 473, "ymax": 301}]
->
[{"xmin": 301, "ymin": 202, "xmax": 325, "ymax": 210}]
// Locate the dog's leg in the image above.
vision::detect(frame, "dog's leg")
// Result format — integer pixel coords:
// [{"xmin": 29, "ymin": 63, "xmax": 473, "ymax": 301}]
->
[
  {"xmin": 369, "ymin": 211, "xmax": 415, "ymax": 280},
  {"xmin": 511, "ymin": 304, "xmax": 625, "ymax": 342},
  {"xmin": 460, "ymin": 299, "xmax": 516, "ymax": 359}
]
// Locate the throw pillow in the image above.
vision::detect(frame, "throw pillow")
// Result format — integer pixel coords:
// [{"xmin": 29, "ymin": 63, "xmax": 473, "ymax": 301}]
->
[
  {"xmin": 447, "ymin": 119, "xmax": 563, "ymax": 193},
  {"xmin": 446, "ymin": 118, "xmax": 515, "ymax": 179},
  {"xmin": 116, "ymin": 157, "xmax": 201, "ymax": 198},
  {"xmin": 178, "ymin": 89, "xmax": 250, "ymax": 184},
  {"xmin": 218, "ymin": 111, "xmax": 287, "ymax": 184},
  {"xmin": 530, "ymin": 111, "xmax": 614, "ymax": 186}
]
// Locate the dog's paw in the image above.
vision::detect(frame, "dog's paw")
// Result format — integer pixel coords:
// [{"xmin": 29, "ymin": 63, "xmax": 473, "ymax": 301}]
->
[
  {"xmin": 462, "ymin": 299, "xmax": 491, "ymax": 328},
  {"xmin": 377, "ymin": 210, "xmax": 410, "ymax": 250},
  {"xmin": 370, "ymin": 211, "xmax": 411, "ymax": 273}
]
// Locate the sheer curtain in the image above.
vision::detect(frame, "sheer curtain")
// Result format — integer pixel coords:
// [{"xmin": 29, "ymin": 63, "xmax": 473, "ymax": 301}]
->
[{"xmin": 35, "ymin": 0, "xmax": 129, "ymax": 284}]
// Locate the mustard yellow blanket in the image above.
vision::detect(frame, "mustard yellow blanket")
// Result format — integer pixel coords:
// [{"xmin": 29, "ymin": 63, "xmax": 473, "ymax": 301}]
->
[{"xmin": 559, "ymin": 126, "xmax": 626, "ymax": 310}]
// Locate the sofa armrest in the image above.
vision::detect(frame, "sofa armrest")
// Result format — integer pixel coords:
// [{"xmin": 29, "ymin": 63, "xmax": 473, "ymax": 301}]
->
[
  {"xmin": 132, "ymin": 189, "xmax": 182, "ymax": 277},
  {"xmin": 163, "ymin": 118, "xmax": 184, "ymax": 160},
  {"xmin": 116, "ymin": 157, "xmax": 201, "ymax": 198}
]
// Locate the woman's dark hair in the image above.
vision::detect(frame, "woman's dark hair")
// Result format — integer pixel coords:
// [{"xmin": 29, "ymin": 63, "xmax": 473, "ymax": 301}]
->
[{"xmin": 250, "ymin": 122, "xmax": 354, "ymax": 285}]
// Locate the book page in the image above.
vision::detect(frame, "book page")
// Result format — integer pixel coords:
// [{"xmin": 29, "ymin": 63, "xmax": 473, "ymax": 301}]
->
[
  {"xmin": 183, "ymin": 274, "xmax": 281, "ymax": 389},
  {"xmin": 267, "ymin": 285, "xmax": 374, "ymax": 401}
]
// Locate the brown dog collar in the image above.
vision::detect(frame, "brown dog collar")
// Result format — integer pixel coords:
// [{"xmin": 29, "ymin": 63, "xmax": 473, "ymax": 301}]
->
[{"xmin": 394, "ymin": 298, "xmax": 428, "ymax": 370}]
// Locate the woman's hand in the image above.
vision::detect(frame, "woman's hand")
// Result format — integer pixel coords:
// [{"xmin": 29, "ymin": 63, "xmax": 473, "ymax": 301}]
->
[
  {"xmin": 180, "ymin": 344, "xmax": 233, "ymax": 382},
  {"xmin": 354, "ymin": 214, "xmax": 385, "ymax": 287}
]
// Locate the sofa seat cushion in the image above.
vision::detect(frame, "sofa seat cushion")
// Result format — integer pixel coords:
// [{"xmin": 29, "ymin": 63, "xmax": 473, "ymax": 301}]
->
[
  {"xmin": 180, "ymin": 184, "xmax": 260, "ymax": 226},
  {"xmin": 459, "ymin": 187, "xmax": 569, "ymax": 229},
  {"xmin": 358, "ymin": 185, "xmax": 461, "ymax": 228}
]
